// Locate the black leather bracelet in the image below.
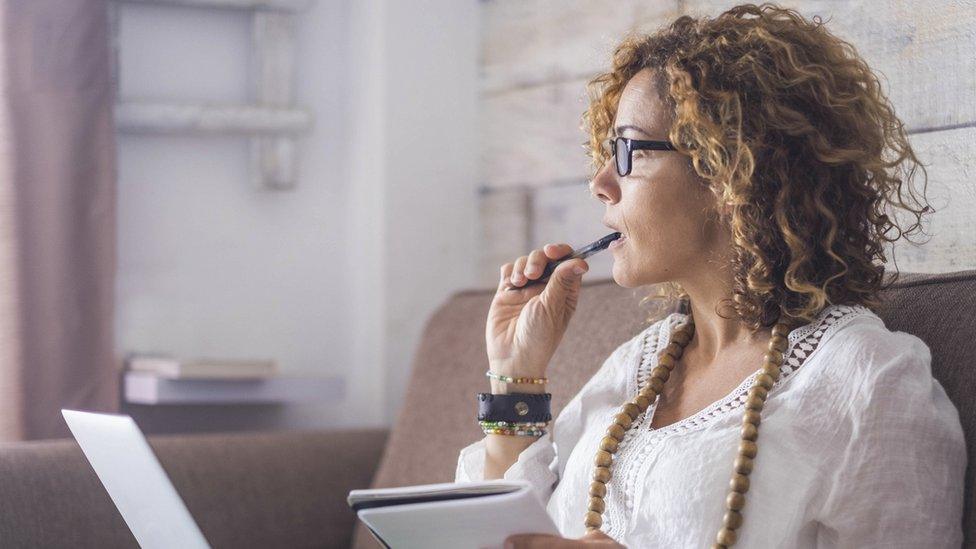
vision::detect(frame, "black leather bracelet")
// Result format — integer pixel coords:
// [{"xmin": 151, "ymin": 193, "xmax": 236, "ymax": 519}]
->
[{"xmin": 477, "ymin": 392, "xmax": 552, "ymax": 423}]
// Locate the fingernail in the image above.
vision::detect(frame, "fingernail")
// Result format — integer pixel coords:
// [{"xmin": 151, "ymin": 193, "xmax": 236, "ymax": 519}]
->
[{"xmin": 573, "ymin": 266, "xmax": 586, "ymax": 275}]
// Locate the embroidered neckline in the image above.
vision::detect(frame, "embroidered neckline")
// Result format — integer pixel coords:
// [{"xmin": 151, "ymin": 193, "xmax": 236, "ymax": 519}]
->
[
  {"xmin": 601, "ymin": 303, "xmax": 876, "ymax": 536},
  {"xmin": 630, "ymin": 303, "xmax": 873, "ymax": 438}
]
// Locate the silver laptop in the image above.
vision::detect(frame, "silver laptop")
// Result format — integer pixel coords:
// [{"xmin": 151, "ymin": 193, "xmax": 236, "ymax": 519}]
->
[{"xmin": 61, "ymin": 409, "xmax": 211, "ymax": 549}]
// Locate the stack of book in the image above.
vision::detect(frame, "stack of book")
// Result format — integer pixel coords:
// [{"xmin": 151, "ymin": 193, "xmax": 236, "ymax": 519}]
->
[
  {"xmin": 126, "ymin": 356, "xmax": 278, "ymax": 380},
  {"xmin": 123, "ymin": 356, "xmax": 285, "ymax": 405}
]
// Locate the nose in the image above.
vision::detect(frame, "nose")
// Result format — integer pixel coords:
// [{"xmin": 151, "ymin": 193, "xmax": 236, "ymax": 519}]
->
[{"xmin": 589, "ymin": 159, "xmax": 621, "ymax": 205}]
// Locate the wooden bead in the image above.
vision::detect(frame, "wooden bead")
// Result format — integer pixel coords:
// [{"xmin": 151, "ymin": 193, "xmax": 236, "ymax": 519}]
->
[
  {"xmin": 747, "ymin": 385, "xmax": 768, "ymax": 402},
  {"xmin": 588, "ymin": 496, "xmax": 606, "ymax": 513},
  {"xmin": 593, "ymin": 466, "xmax": 611, "ymax": 483},
  {"xmin": 716, "ymin": 527, "xmax": 738, "ymax": 546},
  {"xmin": 651, "ymin": 366, "xmax": 671, "ymax": 382},
  {"xmin": 595, "ymin": 450, "xmax": 612, "ymax": 468},
  {"xmin": 734, "ymin": 455, "xmax": 753, "ymax": 475},
  {"xmin": 584, "ymin": 511, "xmax": 603, "ymax": 528},
  {"xmin": 723, "ymin": 509, "xmax": 743, "ymax": 530},
  {"xmin": 664, "ymin": 342, "xmax": 684, "ymax": 358},
  {"xmin": 739, "ymin": 439, "xmax": 757, "ymax": 459},
  {"xmin": 622, "ymin": 402, "xmax": 641, "ymax": 420},
  {"xmin": 768, "ymin": 336, "xmax": 787, "ymax": 353},
  {"xmin": 607, "ymin": 423, "xmax": 625, "ymax": 440},
  {"xmin": 613, "ymin": 412, "xmax": 633, "ymax": 430},
  {"xmin": 755, "ymin": 373, "xmax": 775, "ymax": 390},
  {"xmin": 730, "ymin": 473, "xmax": 750, "ymax": 494},
  {"xmin": 711, "ymin": 545, "xmax": 726, "ymax": 549},
  {"xmin": 772, "ymin": 323, "xmax": 790, "ymax": 338},
  {"xmin": 658, "ymin": 353, "xmax": 676, "ymax": 370},
  {"xmin": 745, "ymin": 395, "xmax": 764, "ymax": 411},
  {"xmin": 742, "ymin": 409, "xmax": 761, "ymax": 427},
  {"xmin": 740, "ymin": 422, "xmax": 758, "ymax": 441},
  {"xmin": 648, "ymin": 377, "xmax": 665, "ymax": 393},
  {"xmin": 600, "ymin": 436, "xmax": 619, "ymax": 453},
  {"xmin": 671, "ymin": 330, "xmax": 691, "ymax": 345},
  {"xmin": 634, "ymin": 393, "xmax": 652, "ymax": 410},
  {"xmin": 764, "ymin": 349, "xmax": 784, "ymax": 365},
  {"xmin": 726, "ymin": 491, "xmax": 745, "ymax": 510},
  {"xmin": 589, "ymin": 480, "xmax": 607, "ymax": 498},
  {"xmin": 761, "ymin": 363, "xmax": 781, "ymax": 382}
]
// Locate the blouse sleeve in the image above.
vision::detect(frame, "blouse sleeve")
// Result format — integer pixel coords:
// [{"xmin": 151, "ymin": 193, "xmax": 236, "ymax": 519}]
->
[
  {"xmin": 453, "ymin": 320, "xmax": 652, "ymax": 507},
  {"xmin": 454, "ymin": 430, "xmax": 559, "ymax": 506},
  {"xmin": 815, "ymin": 331, "xmax": 967, "ymax": 548}
]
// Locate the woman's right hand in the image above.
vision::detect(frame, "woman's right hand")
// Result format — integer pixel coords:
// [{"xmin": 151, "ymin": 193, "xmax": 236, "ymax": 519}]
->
[{"xmin": 486, "ymin": 243, "xmax": 590, "ymax": 378}]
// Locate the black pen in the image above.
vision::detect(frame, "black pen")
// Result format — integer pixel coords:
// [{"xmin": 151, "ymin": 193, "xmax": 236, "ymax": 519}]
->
[{"xmin": 504, "ymin": 232, "xmax": 622, "ymax": 291}]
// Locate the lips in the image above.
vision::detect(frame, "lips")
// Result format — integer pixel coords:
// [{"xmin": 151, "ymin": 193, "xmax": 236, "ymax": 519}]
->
[{"xmin": 609, "ymin": 234, "xmax": 627, "ymax": 249}]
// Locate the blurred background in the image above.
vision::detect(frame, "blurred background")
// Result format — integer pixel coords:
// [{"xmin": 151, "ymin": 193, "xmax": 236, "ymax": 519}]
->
[{"xmin": 1, "ymin": 0, "xmax": 973, "ymax": 442}]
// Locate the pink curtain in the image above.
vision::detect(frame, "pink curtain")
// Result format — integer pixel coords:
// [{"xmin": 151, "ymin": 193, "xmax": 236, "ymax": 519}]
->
[{"xmin": 0, "ymin": 0, "xmax": 117, "ymax": 441}]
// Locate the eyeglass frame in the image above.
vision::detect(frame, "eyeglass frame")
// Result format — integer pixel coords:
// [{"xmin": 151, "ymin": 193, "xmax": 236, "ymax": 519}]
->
[{"xmin": 603, "ymin": 136, "xmax": 678, "ymax": 177}]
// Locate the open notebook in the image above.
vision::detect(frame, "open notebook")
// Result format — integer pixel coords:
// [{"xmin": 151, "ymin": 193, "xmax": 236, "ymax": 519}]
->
[{"xmin": 348, "ymin": 479, "xmax": 560, "ymax": 549}]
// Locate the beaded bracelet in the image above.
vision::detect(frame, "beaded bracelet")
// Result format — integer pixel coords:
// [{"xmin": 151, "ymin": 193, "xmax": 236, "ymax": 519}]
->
[
  {"xmin": 485, "ymin": 370, "xmax": 548, "ymax": 384},
  {"xmin": 482, "ymin": 426, "xmax": 548, "ymax": 436},
  {"xmin": 479, "ymin": 420, "xmax": 550, "ymax": 428}
]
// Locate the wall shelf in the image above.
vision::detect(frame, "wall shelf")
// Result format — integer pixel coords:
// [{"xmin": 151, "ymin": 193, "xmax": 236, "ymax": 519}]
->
[
  {"xmin": 123, "ymin": 371, "xmax": 345, "ymax": 405},
  {"xmin": 116, "ymin": 101, "xmax": 312, "ymax": 134},
  {"xmin": 110, "ymin": 0, "xmax": 315, "ymax": 189},
  {"xmin": 117, "ymin": 0, "xmax": 311, "ymax": 11}
]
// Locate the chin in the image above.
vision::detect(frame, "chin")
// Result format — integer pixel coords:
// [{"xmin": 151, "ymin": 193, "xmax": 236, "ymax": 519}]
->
[{"xmin": 611, "ymin": 263, "xmax": 643, "ymax": 289}]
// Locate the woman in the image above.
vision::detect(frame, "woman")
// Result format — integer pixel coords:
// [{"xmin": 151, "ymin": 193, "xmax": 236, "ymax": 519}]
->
[{"xmin": 456, "ymin": 3, "xmax": 966, "ymax": 548}]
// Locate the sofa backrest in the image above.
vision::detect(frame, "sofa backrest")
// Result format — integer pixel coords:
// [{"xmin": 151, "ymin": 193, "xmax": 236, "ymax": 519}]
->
[{"xmin": 354, "ymin": 270, "xmax": 976, "ymax": 548}]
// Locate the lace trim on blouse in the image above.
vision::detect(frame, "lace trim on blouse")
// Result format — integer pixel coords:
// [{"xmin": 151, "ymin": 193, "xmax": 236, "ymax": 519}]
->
[{"xmin": 601, "ymin": 303, "xmax": 875, "ymax": 538}]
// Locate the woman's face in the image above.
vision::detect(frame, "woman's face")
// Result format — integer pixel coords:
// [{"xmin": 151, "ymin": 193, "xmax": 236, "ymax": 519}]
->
[{"xmin": 590, "ymin": 67, "xmax": 728, "ymax": 289}]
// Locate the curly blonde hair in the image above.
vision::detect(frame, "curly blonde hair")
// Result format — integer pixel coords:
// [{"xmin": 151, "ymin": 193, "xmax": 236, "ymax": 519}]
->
[{"xmin": 582, "ymin": 2, "xmax": 932, "ymax": 331}]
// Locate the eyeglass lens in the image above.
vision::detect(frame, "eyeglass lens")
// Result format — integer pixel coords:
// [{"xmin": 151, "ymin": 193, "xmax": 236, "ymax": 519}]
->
[{"xmin": 614, "ymin": 137, "xmax": 629, "ymax": 176}]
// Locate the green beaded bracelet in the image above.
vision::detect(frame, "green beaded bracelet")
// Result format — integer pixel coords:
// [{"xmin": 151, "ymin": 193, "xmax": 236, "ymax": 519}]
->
[
  {"xmin": 479, "ymin": 420, "xmax": 549, "ymax": 428},
  {"xmin": 485, "ymin": 370, "xmax": 548, "ymax": 384},
  {"xmin": 482, "ymin": 427, "xmax": 547, "ymax": 436}
]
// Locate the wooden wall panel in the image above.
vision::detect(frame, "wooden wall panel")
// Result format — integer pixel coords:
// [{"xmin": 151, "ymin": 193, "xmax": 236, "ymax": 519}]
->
[
  {"xmin": 482, "ymin": 78, "xmax": 593, "ymax": 190},
  {"xmin": 477, "ymin": 188, "xmax": 531, "ymax": 288},
  {"xmin": 887, "ymin": 126, "xmax": 976, "ymax": 273},
  {"xmin": 680, "ymin": 0, "xmax": 976, "ymax": 133},
  {"xmin": 481, "ymin": 0, "xmax": 680, "ymax": 94}
]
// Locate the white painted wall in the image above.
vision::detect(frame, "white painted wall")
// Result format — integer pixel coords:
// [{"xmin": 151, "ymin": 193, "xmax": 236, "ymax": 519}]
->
[
  {"xmin": 115, "ymin": 0, "xmax": 480, "ymax": 431},
  {"xmin": 344, "ymin": 0, "xmax": 480, "ymax": 426}
]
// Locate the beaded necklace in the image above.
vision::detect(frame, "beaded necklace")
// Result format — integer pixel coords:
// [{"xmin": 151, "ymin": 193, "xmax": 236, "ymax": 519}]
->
[{"xmin": 584, "ymin": 314, "xmax": 792, "ymax": 548}]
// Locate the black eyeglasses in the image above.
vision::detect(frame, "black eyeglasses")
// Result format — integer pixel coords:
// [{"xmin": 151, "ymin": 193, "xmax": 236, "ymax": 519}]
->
[{"xmin": 603, "ymin": 136, "xmax": 677, "ymax": 177}]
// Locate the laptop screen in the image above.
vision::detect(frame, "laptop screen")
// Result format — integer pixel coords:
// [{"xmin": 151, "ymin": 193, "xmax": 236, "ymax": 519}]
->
[{"xmin": 62, "ymin": 409, "xmax": 210, "ymax": 549}]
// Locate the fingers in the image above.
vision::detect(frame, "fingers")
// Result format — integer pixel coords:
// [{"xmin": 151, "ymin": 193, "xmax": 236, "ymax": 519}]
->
[
  {"xmin": 543, "ymin": 242, "xmax": 573, "ymax": 260},
  {"xmin": 498, "ymin": 262, "xmax": 515, "ymax": 290},
  {"xmin": 524, "ymin": 249, "xmax": 549, "ymax": 280},
  {"xmin": 537, "ymin": 257, "xmax": 587, "ymax": 309},
  {"xmin": 499, "ymin": 243, "xmax": 575, "ymax": 292},
  {"xmin": 511, "ymin": 255, "xmax": 528, "ymax": 286}
]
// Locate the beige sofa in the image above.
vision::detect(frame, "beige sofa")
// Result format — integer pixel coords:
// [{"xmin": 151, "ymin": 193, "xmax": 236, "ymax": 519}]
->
[{"xmin": 0, "ymin": 271, "xmax": 973, "ymax": 548}]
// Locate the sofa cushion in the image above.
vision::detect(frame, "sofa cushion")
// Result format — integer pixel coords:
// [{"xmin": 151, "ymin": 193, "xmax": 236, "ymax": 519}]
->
[{"xmin": 353, "ymin": 270, "xmax": 976, "ymax": 548}]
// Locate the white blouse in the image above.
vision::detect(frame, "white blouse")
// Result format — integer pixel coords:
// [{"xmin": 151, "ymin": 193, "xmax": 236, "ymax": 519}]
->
[{"xmin": 455, "ymin": 304, "xmax": 967, "ymax": 548}]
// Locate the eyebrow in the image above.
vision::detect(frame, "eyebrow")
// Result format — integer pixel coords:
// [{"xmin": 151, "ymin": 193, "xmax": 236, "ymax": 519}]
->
[{"xmin": 614, "ymin": 124, "xmax": 652, "ymax": 137}]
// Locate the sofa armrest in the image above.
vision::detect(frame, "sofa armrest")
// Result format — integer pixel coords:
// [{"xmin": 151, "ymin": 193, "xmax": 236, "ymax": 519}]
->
[{"xmin": 0, "ymin": 427, "xmax": 390, "ymax": 549}]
